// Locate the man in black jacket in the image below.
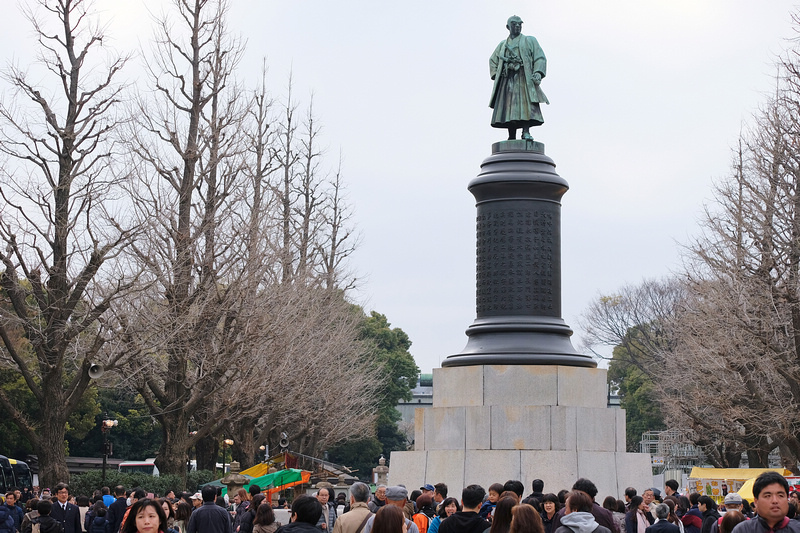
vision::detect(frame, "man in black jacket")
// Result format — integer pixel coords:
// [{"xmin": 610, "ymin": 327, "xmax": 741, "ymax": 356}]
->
[
  {"xmin": 528, "ymin": 479, "xmax": 545, "ymax": 501},
  {"xmin": 49, "ymin": 484, "xmax": 80, "ymax": 533},
  {"xmin": 187, "ymin": 486, "xmax": 231, "ymax": 533},
  {"xmin": 105, "ymin": 487, "xmax": 127, "ymax": 533},
  {"xmin": 439, "ymin": 485, "xmax": 490, "ymax": 533},
  {"xmin": 275, "ymin": 496, "xmax": 322, "ymax": 533}
]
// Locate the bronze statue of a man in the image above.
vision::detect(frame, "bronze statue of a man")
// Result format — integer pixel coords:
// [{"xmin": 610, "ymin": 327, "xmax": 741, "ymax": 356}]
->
[{"xmin": 489, "ymin": 15, "xmax": 549, "ymax": 140}]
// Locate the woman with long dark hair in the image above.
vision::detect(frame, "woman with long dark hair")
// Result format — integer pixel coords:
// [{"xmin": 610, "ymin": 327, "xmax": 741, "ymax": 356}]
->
[
  {"xmin": 624, "ymin": 496, "xmax": 653, "ymax": 533},
  {"xmin": 372, "ymin": 505, "xmax": 406, "ymax": 533},
  {"xmin": 510, "ymin": 504, "xmax": 544, "ymax": 533},
  {"xmin": 491, "ymin": 497, "xmax": 518, "ymax": 533},
  {"xmin": 120, "ymin": 500, "xmax": 167, "ymax": 533},
  {"xmin": 662, "ymin": 498, "xmax": 683, "ymax": 533},
  {"xmin": 239, "ymin": 494, "xmax": 266, "ymax": 533},
  {"xmin": 252, "ymin": 501, "xmax": 279, "ymax": 533},
  {"xmin": 172, "ymin": 502, "xmax": 192, "ymax": 533},
  {"xmin": 159, "ymin": 499, "xmax": 175, "ymax": 530}
]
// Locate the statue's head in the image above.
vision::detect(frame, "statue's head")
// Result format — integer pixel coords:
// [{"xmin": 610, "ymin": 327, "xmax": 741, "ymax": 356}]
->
[{"xmin": 506, "ymin": 15, "xmax": 523, "ymax": 36}]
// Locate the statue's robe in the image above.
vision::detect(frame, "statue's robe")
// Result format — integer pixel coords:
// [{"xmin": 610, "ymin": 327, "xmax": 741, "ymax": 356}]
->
[{"xmin": 489, "ymin": 34, "xmax": 549, "ymax": 128}]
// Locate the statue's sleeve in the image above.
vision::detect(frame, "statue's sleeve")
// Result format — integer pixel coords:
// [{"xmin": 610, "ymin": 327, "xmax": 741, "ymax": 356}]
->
[
  {"xmin": 489, "ymin": 42, "xmax": 503, "ymax": 80},
  {"xmin": 531, "ymin": 37, "xmax": 546, "ymax": 78}
]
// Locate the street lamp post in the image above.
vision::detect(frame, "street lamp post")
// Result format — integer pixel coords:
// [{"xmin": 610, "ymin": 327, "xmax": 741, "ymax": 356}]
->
[
  {"xmin": 101, "ymin": 415, "xmax": 118, "ymax": 484},
  {"xmin": 222, "ymin": 438, "xmax": 234, "ymax": 475}
]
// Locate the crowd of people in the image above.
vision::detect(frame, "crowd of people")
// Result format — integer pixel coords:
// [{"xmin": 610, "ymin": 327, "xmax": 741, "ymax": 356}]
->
[
  {"xmin": 3, "ymin": 471, "xmax": 800, "ymax": 533},
  {"xmin": 0, "ymin": 483, "xmax": 285, "ymax": 533},
  {"xmin": 305, "ymin": 472, "xmax": 800, "ymax": 533}
]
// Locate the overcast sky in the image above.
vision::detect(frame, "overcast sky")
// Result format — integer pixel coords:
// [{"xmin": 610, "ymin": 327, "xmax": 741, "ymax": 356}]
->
[{"xmin": 2, "ymin": 0, "xmax": 797, "ymax": 374}]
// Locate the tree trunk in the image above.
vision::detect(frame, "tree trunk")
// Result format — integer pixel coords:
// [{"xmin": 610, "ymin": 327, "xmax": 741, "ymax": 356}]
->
[
  {"xmin": 231, "ymin": 424, "xmax": 256, "ymax": 469},
  {"xmin": 747, "ymin": 448, "xmax": 770, "ymax": 468},
  {"xmin": 38, "ymin": 398, "xmax": 70, "ymax": 488},
  {"xmin": 154, "ymin": 415, "xmax": 190, "ymax": 486},
  {"xmin": 195, "ymin": 436, "xmax": 218, "ymax": 473}
]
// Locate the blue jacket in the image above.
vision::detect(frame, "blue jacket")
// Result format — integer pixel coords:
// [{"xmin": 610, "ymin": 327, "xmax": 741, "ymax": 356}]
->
[
  {"xmin": 478, "ymin": 501, "xmax": 495, "ymax": 520},
  {"xmin": 91, "ymin": 516, "xmax": 109, "ymax": 533},
  {"xmin": 6, "ymin": 505, "xmax": 23, "ymax": 532},
  {"xmin": 0, "ymin": 505, "xmax": 15, "ymax": 533}
]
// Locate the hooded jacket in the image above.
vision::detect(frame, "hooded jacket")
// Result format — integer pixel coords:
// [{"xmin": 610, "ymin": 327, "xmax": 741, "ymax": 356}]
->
[
  {"xmin": 91, "ymin": 515, "xmax": 109, "ymax": 533},
  {"xmin": 555, "ymin": 512, "xmax": 613, "ymax": 533}
]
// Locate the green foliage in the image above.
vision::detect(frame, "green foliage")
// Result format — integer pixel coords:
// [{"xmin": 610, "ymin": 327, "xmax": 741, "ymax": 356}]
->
[
  {"xmin": 70, "ymin": 470, "xmax": 180, "ymax": 496},
  {"xmin": 70, "ymin": 469, "xmax": 216, "ymax": 496},
  {"xmin": 186, "ymin": 470, "xmax": 217, "ymax": 492},
  {"xmin": 326, "ymin": 437, "xmax": 383, "ymax": 481},
  {"xmin": 359, "ymin": 311, "xmax": 418, "ymax": 417},
  {"xmin": 0, "ymin": 370, "xmax": 37, "ymax": 457},
  {"xmin": 359, "ymin": 311, "xmax": 418, "ymax": 456},
  {"xmin": 67, "ymin": 386, "xmax": 101, "ymax": 443},
  {"xmin": 607, "ymin": 343, "xmax": 665, "ymax": 451},
  {"xmin": 0, "ymin": 367, "xmax": 101, "ymax": 458},
  {"xmin": 68, "ymin": 389, "xmax": 161, "ymax": 460}
]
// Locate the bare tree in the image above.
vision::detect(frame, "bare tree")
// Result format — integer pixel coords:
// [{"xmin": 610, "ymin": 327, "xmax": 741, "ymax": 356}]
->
[
  {"xmin": 120, "ymin": 0, "xmax": 378, "ymax": 480},
  {"xmin": 120, "ymin": 0, "xmax": 253, "ymax": 481},
  {"xmin": 227, "ymin": 286, "xmax": 385, "ymax": 467},
  {"xmin": 582, "ymin": 73, "xmax": 800, "ymax": 468},
  {"xmin": 317, "ymin": 156, "xmax": 360, "ymax": 291},
  {"xmin": 666, "ymin": 86, "xmax": 800, "ymax": 468},
  {"xmin": 0, "ymin": 0, "xmax": 134, "ymax": 486},
  {"xmin": 220, "ymin": 80, "xmax": 379, "ymax": 466},
  {"xmin": 579, "ymin": 277, "xmax": 684, "ymax": 370}
]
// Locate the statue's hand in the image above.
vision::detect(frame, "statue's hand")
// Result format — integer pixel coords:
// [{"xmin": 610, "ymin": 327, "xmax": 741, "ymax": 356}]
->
[{"xmin": 532, "ymin": 72, "xmax": 542, "ymax": 85}]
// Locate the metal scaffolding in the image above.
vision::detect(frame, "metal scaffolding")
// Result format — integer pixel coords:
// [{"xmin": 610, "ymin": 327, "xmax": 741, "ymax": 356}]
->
[{"xmin": 640, "ymin": 429, "xmax": 705, "ymax": 474}]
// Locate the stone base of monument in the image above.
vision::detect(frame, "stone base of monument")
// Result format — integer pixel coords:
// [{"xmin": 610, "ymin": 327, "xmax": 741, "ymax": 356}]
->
[{"xmin": 389, "ymin": 365, "xmax": 652, "ymax": 500}]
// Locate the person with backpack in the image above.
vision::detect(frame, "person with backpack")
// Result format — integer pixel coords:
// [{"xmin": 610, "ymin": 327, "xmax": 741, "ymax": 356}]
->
[
  {"xmin": 33, "ymin": 501, "xmax": 64, "ymax": 533},
  {"xmin": 413, "ymin": 495, "xmax": 435, "ymax": 533},
  {"xmin": 21, "ymin": 499, "xmax": 39, "ymax": 533}
]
